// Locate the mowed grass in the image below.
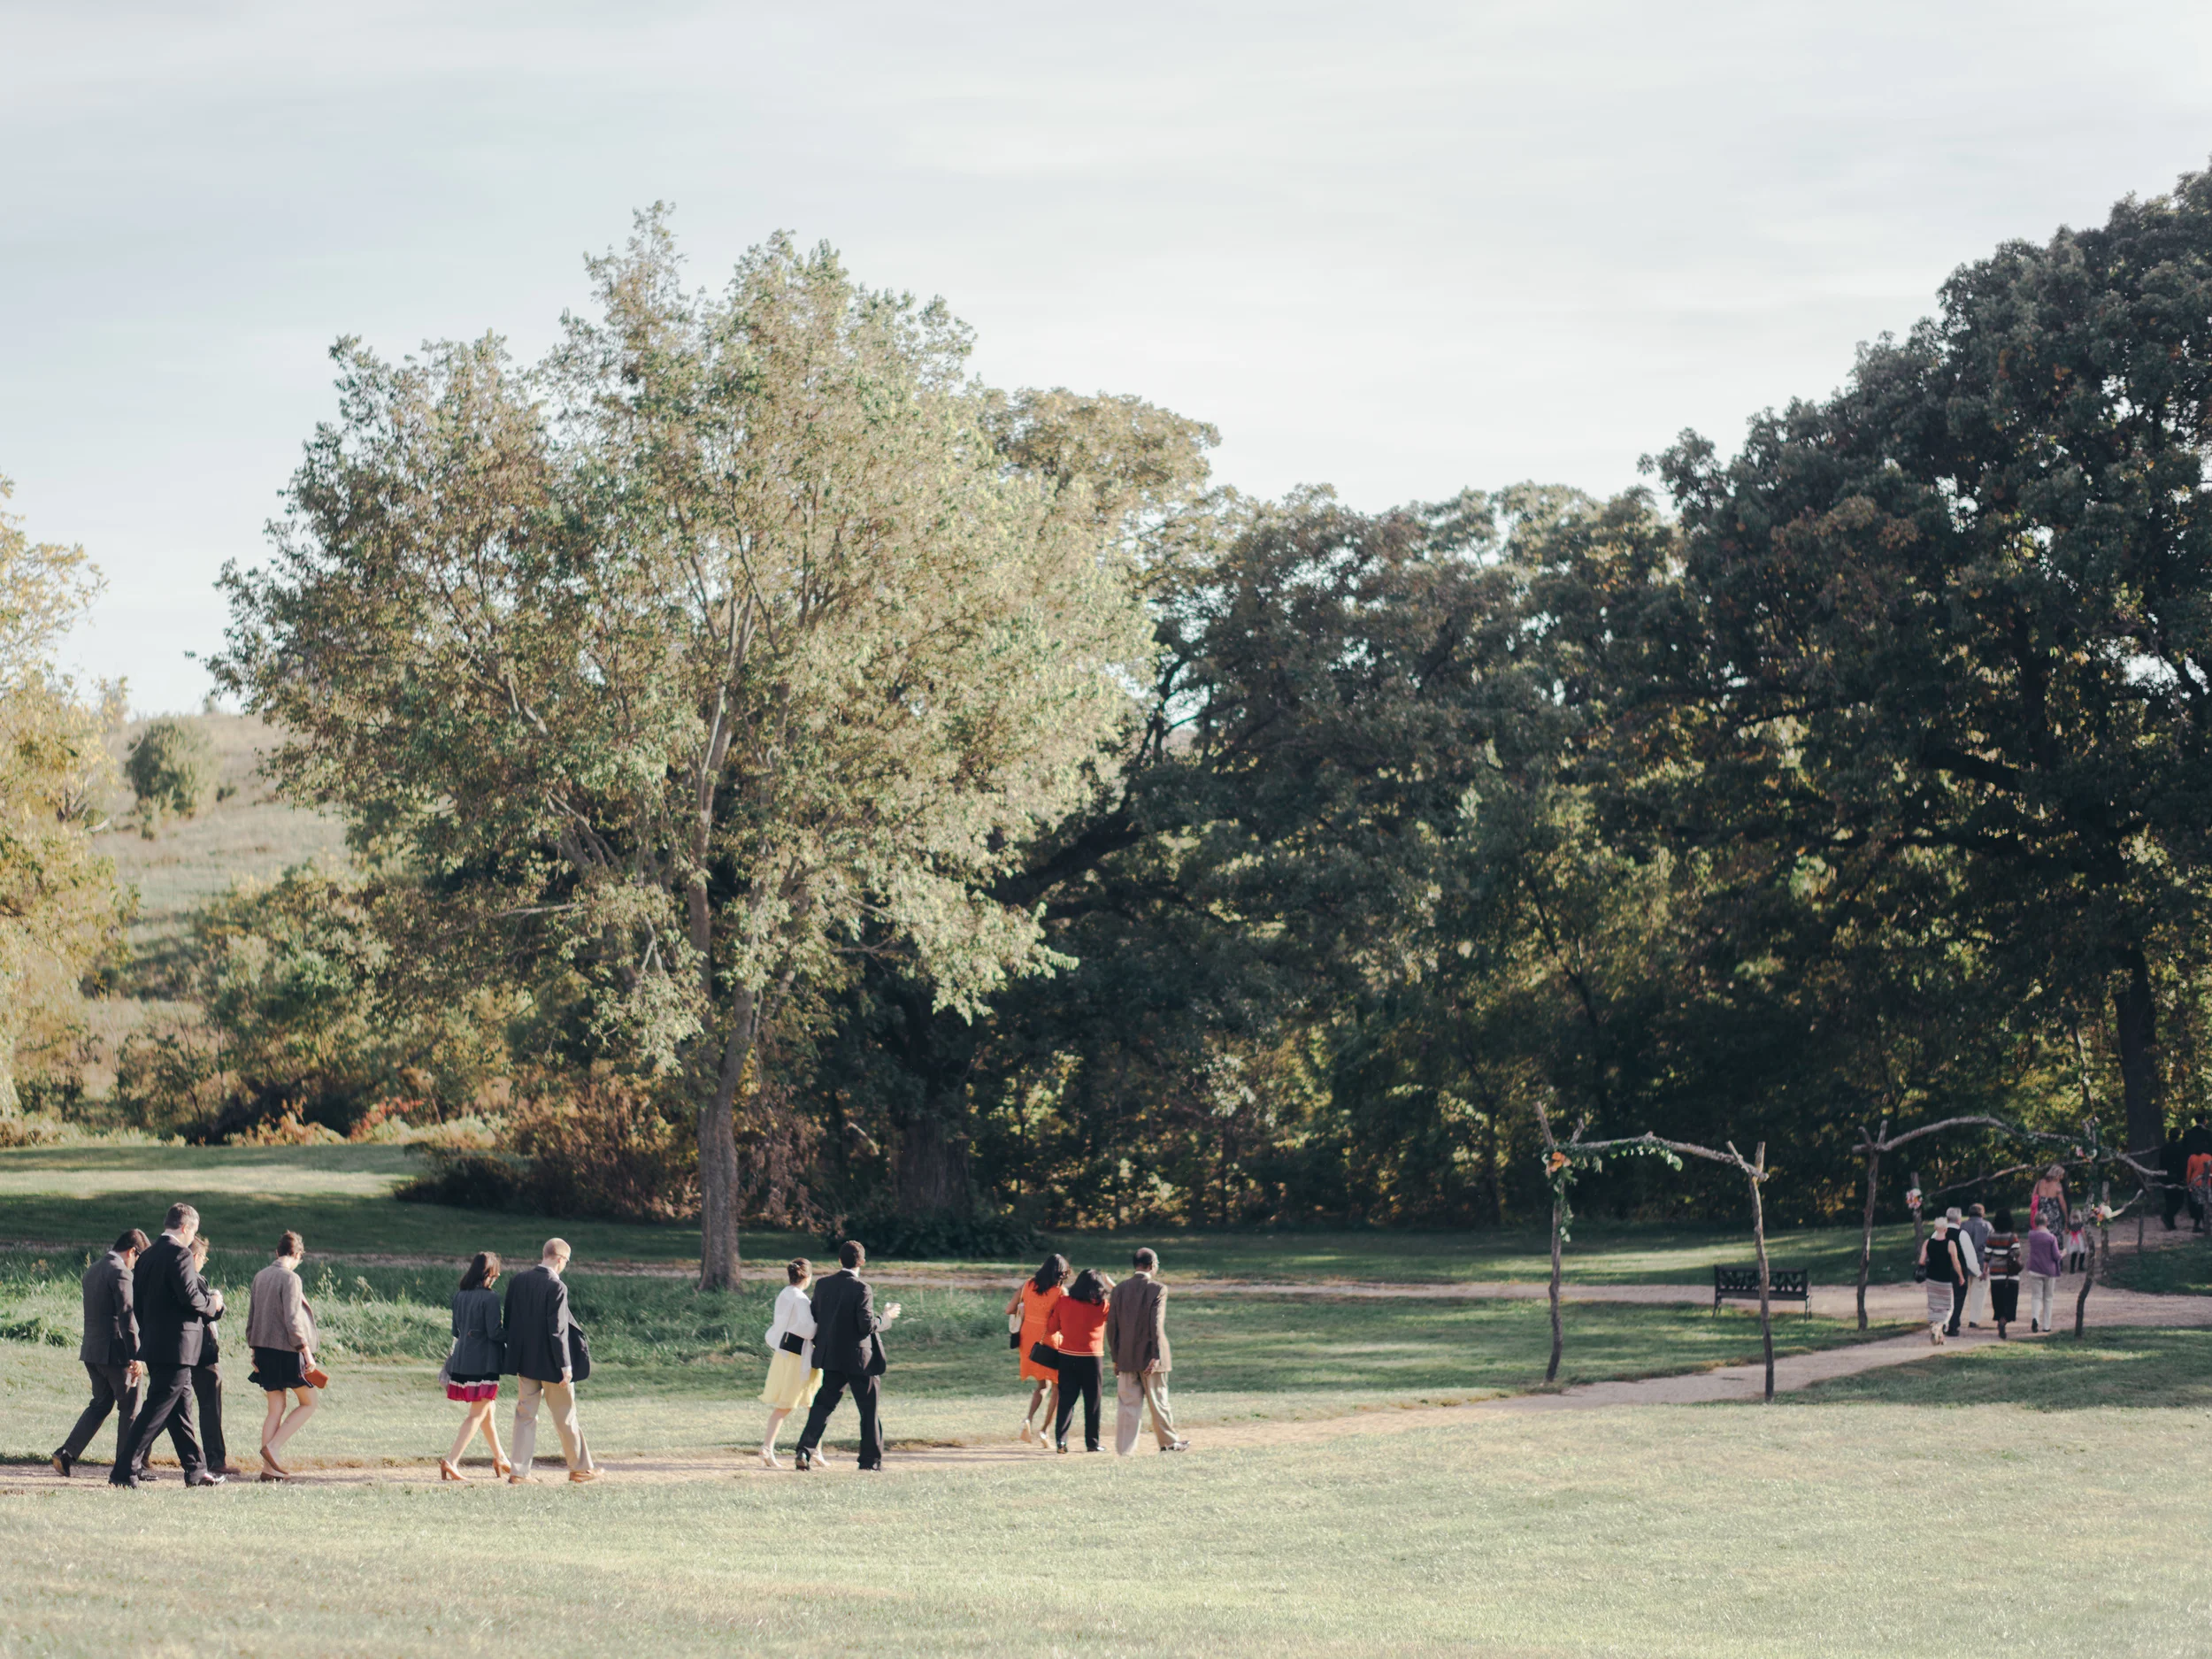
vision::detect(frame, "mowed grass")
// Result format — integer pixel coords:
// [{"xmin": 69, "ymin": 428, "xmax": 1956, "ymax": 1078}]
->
[
  {"xmin": 0, "ymin": 1249, "xmax": 1909, "ymax": 1465},
  {"xmin": 1, "ymin": 1142, "xmax": 1950, "ymax": 1286},
  {"xmin": 1784, "ymin": 1325, "xmax": 2212, "ymax": 1410},
  {"xmin": 3, "ymin": 1401, "xmax": 2206, "ymax": 1656}
]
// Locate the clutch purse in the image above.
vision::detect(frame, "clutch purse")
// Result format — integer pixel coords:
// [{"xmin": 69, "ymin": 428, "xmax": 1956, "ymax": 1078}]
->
[
  {"xmin": 1028, "ymin": 1340, "xmax": 1061, "ymax": 1368},
  {"xmin": 779, "ymin": 1330, "xmax": 806, "ymax": 1356},
  {"xmin": 304, "ymin": 1362, "xmax": 331, "ymax": 1389}
]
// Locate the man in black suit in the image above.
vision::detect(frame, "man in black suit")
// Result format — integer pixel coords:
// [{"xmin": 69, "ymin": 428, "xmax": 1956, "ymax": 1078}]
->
[
  {"xmin": 111, "ymin": 1202, "xmax": 227, "ymax": 1489},
  {"xmin": 502, "ymin": 1238, "xmax": 596, "ymax": 1484},
  {"xmin": 793, "ymin": 1240, "xmax": 901, "ymax": 1472},
  {"xmin": 51, "ymin": 1228, "xmax": 149, "ymax": 1477},
  {"xmin": 187, "ymin": 1235, "xmax": 233, "ymax": 1478}
]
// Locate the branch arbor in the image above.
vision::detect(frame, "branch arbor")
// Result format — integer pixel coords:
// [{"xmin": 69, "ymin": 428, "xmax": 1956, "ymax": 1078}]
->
[
  {"xmin": 1532, "ymin": 1100, "xmax": 1679, "ymax": 1385},
  {"xmin": 1849, "ymin": 1116, "xmax": 2015, "ymax": 1331},
  {"xmin": 217, "ymin": 221, "xmax": 1154, "ymax": 1288}
]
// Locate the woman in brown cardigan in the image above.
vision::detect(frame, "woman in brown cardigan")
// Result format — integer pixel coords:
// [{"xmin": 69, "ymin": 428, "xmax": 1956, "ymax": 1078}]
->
[{"xmin": 247, "ymin": 1231, "xmax": 320, "ymax": 1479}]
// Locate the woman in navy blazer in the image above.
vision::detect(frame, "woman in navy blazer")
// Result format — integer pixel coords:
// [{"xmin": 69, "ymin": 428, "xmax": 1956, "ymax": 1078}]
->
[{"xmin": 441, "ymin": 1252, "xmax": 510, "ymax": 1481}]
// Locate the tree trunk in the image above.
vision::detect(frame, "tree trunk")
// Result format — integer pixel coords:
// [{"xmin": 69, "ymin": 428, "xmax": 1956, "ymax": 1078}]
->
[
  {"xmin": 1545, "ymin": 1195, "xmax": 1564, "ymax": 1385},
  {"xmin": 1481, "ymin": 1109, "xmax": 1503, "ymax": 1227},
  {"xmin": 696, "ymin": 987, "xmax": 756, "ymax": 1292},
  {"xmin": 2115, "ymin": 946, "xmax": 2162, "ymax": 1157},
  {"xmin": 1855, "ymin": 1129, "xmax": 1885, "ymax": 1333},
  {"xmin": 896, "ymin": 1107, "xmax": 972, "ymax": 1215},
  {"xmin": 2070, "ymin": 1177, "xmax": 2101, "ymax": 1340},
  {"xmin": 1750, "ymin": 1144, "xmax": 1774, "ymax": 1403},
  {"xmin": 1910, "ymin": 1169, "xmax": 1924, "ymax": 1251}
]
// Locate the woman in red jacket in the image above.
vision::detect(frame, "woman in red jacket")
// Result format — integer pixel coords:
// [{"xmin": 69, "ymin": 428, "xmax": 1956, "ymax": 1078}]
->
[{"xmin": 1046, "ymin": 1268, "xmax": 1113, "ymax": 1453}]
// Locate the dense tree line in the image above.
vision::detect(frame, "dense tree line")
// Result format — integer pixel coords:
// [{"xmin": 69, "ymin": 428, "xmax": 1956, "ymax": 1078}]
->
[{"xmin": 17, "ymin": 173, "xmax": 2212, "ymax": 1268}]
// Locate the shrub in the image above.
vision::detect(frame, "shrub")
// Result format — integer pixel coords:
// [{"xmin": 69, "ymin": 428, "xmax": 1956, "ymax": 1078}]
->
[
  {"xmin": 124, "ymin": 718, "xmax": 219, "ymax": 826},
  {"xmin": 819, "ymin": 1199, "xmax": 1046, "ymax": 1261},
  {"xmin": 396, "ymin": 1077, "xmax": 698, "ymax": 1222}
]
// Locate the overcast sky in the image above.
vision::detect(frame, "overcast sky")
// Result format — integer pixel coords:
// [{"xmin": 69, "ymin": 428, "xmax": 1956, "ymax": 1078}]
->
[{"xmin": 6, "ymin": 1, "xmax": 2211, "ymax": 712}]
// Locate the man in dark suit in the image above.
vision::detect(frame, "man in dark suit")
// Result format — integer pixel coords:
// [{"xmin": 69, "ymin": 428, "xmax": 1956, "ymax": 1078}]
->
[
  {"xmin": 793, "ymin": 1240, "xmax": 901, "ymax": 1472},
  {"xmin": 51, "ymin": 1228, "xmax": 150, "ymax": 1477},
  {"xmin": 111, "ymin": 1202, "xmax": 227, "ymax": 1488},
  {"xmin": 187, "ymin": 1235, "xmax": 233, "ymax": 1478},
  {"xmin": 502, "ymin": 1238, "xmax": 595, "ymax": 1484}
]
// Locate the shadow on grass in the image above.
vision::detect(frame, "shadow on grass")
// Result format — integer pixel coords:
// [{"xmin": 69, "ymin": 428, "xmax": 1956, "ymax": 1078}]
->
[{"xmin": 1780, "ymin": 1326, "xmax": 2212, "ymax": 1410}]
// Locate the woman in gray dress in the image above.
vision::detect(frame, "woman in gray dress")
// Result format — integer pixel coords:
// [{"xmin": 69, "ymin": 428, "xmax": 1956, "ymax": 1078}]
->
[{"xmin": 441, "ymin": 1252, "xmax": 511, "ymax": 1481}]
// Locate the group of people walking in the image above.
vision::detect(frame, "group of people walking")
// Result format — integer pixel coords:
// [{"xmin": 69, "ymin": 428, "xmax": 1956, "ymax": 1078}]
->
[
  {"xmin": 753, "ymin": 1241, "xmax": 1189, "ymax": 1470},
  {"xmin": 50, "ymin": 1207, "xmax": 1190, "ymax": 1484},
  {"xmin": 1916, "ymin": 1186, "xmax": 2075, "ymax": 1345},
  {"xmin": 50, "ymin": 1203, "xmax": 322, "ymax": 1486}
]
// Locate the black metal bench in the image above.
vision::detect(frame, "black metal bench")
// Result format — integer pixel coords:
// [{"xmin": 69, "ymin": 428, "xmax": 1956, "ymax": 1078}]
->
[{"xmin": 1713, "ymin": 1265, "xmax": 1810, "ymax": 1317}]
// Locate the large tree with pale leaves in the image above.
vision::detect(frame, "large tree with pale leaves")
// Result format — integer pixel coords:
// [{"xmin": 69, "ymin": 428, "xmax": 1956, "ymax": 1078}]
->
[{"xmin": 218, "ymin": 218, "xmax": 1156, "ymax": 1286}]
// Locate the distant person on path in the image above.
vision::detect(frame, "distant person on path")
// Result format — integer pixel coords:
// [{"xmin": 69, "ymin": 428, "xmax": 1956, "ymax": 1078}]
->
[
  {"xmin": 503, "ymin": 1238, "xmax": 596, "ymax": 1484},
  {"xmin": 793, "ymin": 1240, "xmax": 901, "ymax": 1473},
  {"xmin": 758, "ymin": 1257, "xmax": 821, "ymax": 1470},
  {"xmin": 2062, "ymin": 1208, "xmax": 2089, "ymax": 1273},
  {"xmin": 112, "ymin": 1202, "xmax": 226, "ymax": 1488},
  {"xmin": 1106, "ymin": 1248, "xmax": 1188, "ymax": 1455},
  {"xmin": 247, "ymin": 1231, "xmax": 320, "ymax": 1480},
  {"xmin": 51, "ymin": 1228, "xmax": 148, "ymax": 1479},
  {"xmin": 1047, "ymin": 1268, "xmax": 1111, "ymax": 1453},
  {"xmin": 2024, "ymin": 1217, "xmax": 2063, "ymax": 1333},
  {"xmin": 1918, "ymin": 1216, "xmax": 1965, "ymax": 1346},
  {"xmin": 2183, "ymin": 1117, "xmax": 2212, "ymax": 1232},
  {"xmin": 187, "ymin": 1235, "xmax": 234, "ymax": 1478},
  {"xmin": 1981, "ymin": 1210, "xmax": 2022, "ymax": 1340},
  {"xmin": 2028, "ymin": 1165, "xmax": 2070, "ymax": 1235},
  {"xmin": 1964, "ymin": 1203, "xmax": 2000, "ymax": 1336},
  {"xmin": 1006, "ymin": 1254, "xmax": 1068, "ymax": 1448},
  {"xmin": 2160, "ymin": 1127, "xmax": 2188, "ymax": 1229},
  {"xmin": 441, "ymin": 1251, "xmax": 510, "ymax": 1482},
  {"xmin": 1941, "ymin": 1207, "xmax": 1980, "ymax": 1336}
]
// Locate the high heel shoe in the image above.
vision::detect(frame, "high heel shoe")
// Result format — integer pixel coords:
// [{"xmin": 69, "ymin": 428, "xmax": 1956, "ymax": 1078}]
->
[
  {"xmin": 260, "ymin": 1445, "xmax": 289, "ymax": 1479},
  {"xmin": 440, "ymin": 1459, "xmax": 467, "ymax": 1482},
  {"xmin": 758, "ymin": 1448, "xmax": 780, "ymax": 1470},
  {"xmin": 493, "ymin": 1456, "xmax": 514, "ymax": 1479}
]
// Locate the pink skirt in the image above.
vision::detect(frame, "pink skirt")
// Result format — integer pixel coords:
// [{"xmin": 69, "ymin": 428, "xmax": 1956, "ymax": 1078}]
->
[{"xmin": 446, "ymin": 1379, "xmax": 499, "ymax": 1402}]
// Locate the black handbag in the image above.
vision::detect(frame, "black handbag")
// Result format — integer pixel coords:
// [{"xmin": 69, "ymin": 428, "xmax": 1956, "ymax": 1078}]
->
[
  {"xmin": 1028, "ymin": 1340, "xmax": 1062, "ymax": 1368},
  {"xmin": 565, "ymin": 1323, "xmax": 593, "ymax": 1383},
  {"xmin": 779, "ymin": 1330, "xmax": 806, "ymax": 1356}
]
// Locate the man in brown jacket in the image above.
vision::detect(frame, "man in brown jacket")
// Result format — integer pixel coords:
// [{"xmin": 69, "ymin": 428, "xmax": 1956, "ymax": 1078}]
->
[{"xmin": 1105, "ymin": 1248, "xmax": 1188, "ymax": 1455}]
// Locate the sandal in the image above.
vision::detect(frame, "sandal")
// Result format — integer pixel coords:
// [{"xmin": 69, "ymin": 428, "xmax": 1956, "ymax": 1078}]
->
[
  {"xmin": 260, "ymin": 1446, "xmax": 289, "ymax": 1479},
  {"xmin": 440, "ymin": 1459, "xmax": 467, "ymax": 1482},
  {"xmin": 493, "ymin": 1457, "xmax": 513, "ymax": 1479}
]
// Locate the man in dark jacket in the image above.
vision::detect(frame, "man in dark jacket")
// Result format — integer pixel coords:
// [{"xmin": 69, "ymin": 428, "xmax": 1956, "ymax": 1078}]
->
[
  {"xmin": 187, "ymin": 1235, "xmax": 233, "ymax": 1478},
  {"xmin": 52, "ymin": 1228, "xmax": 149, "ymax": 1477},
  {"xmin": 1106, "ymin": 1248, "xmax": 1189, "ymax": 1455},
  {"xmin": 793, "ymin": 1240, "xmax": 901, "ymax": 1472},
  {"xmin": 502, "ymin": 1239, "xmax": 595, "ymax": 1484},
  {"xmin": 112, "ymin": 1202, "xmax": 227, "ymax": 1488}
]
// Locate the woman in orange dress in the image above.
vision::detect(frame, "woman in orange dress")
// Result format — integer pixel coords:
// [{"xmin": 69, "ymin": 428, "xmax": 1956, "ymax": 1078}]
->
[{"xmin": 1005, "ymin": 1254, "xmax": 1068, "ymax": 1446}]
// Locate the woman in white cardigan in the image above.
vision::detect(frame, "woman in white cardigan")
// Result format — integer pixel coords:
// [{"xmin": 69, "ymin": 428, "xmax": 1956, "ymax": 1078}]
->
[{"xmin": 758, "ymin": 1257, "xmax": 821, "ymax": 1468}]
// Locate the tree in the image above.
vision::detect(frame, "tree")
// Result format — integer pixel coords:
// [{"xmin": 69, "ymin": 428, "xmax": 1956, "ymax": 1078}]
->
[
  {"xmin": 0, "ymin": 475, "xmax": 127, "ymax": 1115},
  {"xmin": 218, "ymin": 218, "xmax": 1153, "ymax": 1287},
  {"xmin": 125, "ymin": 718, "xmax": 219, "ymax": 829},
  {"xmin": 1647, "ymin": 170, "xmax": 2212, "ymax": 1160}
]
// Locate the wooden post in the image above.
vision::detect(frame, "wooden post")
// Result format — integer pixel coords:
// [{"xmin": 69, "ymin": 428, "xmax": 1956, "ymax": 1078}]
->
[
  {"xmin": 1546, "ymin": 1194, "xmax": 1564, "ymax": 1385},
  {"xmin": 1855, "ymin": 1122, "xmax": 1886, "ymax": 1333},
  {"xmin": 1748, "ymin": 1141, "xmax": 1775, "ymax": 1403},
  {"xmin": 1910, "ymin": 1170, "xmax": 1925, "ymax": 1249},
  {"xmin": 2071, "ymin": 1176, "xmax": 2101, "ymax": 1339}
]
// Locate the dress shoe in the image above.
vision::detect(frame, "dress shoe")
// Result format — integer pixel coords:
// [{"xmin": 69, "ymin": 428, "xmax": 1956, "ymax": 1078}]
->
[
  {"xmin": 507, "ymin": 1474, "xmax": 534, "ymax": 1485},
  {"xmin": 567, "ymin": 1469, "xmax": 598, "ymax": 1484},
  {"xmin": 794, "ymin": 1448, "xmax": 814, "ymax": 1471},
  {"xmin": 185, "ymin": 1471, "xmax": 227, "ymax": 1488},
  {"xmin": 1161, "ymin": 1439, "xmax": 1191, "ymax": 1454},
  {"xmin": 108, "ymin": 1476, "xmax": 141, "ymax": 1490},
  {"xmin": 50, "ymin": 1453, "xmax": 71, "ymax": 1479}
]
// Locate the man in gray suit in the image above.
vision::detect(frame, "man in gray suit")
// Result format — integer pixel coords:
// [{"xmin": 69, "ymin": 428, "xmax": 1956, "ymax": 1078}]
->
[
  {"xmin": 502, "ymin": 1238, "xmax": 596, "ymax": 1484},
  {"xmin": 51, "ymin": 1229, "xmax": 150, "ymax": 1478}
]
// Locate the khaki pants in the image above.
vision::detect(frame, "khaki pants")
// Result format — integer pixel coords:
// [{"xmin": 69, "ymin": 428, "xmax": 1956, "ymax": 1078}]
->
[
  {"xmin": 512, "ymin": 1376, "xmax": 593, "ymax": 1474},
  {"xmin": 1114, "ymin": 1370, "xmax": 1178, "ymax": 1455}
]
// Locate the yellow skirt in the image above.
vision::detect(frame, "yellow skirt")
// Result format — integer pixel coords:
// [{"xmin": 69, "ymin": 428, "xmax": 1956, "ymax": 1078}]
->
[{"xmin": 759, "ymin": 1349, "xmax": 821, "ymax": 1411}]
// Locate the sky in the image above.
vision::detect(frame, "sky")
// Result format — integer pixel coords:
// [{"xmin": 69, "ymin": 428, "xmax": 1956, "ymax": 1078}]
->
[{"xmin": 5, "ymin": 1, "xmax": 2211, "ymax": 713}]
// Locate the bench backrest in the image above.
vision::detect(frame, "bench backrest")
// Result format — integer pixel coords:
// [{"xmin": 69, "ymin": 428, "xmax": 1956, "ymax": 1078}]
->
[{"xmin": 1713, "ymin": 1266, "xmax": 1808, "ymax": 1295}]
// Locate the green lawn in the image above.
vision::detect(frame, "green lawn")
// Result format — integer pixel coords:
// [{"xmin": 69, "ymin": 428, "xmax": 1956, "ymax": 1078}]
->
[
  {"xmin": 0, "ymin": 1249, "xmax": 1906, "ymax": 1465},
  {"xmin": 1784, "ymin": 1325, "xmax": 2212, "ymax": 1410},
  {"xmin": 2, "ymin": 1399, "xmax": 2203, "ymax": 1655},
  {"xmin": 0, "ymin": 1142, "xmax": 1952, "ymax": 1286}
]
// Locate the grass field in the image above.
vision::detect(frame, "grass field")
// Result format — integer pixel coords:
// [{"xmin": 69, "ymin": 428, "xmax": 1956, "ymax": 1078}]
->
[
  {"xmin": 0, "ymin": 1248, "xmax": 1907, "ymax": 1465},
  {"xmin": 3, "ymin": 1399, "xmax": 2204, "ymax": 1655},
  {"xmin": 0, "ymin": 1142, "xmax": 1954, "ymax": 1286}
]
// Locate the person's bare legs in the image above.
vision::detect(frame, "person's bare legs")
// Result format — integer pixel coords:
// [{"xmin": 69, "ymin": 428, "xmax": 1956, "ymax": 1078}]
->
[
  {"xmin": 266, "ymin": 1386, "xmax": 318, "ymax": 1458},
  {"xmin": 259, "ymin": 1391, "xmax": 289, "ymax": 1471},
  {"xmin": 447, "ymin": 1400, "xmax": 489, "ymax": 1466},
  {"xmin": 761, "ymin": 1406, "xmax": 791, "ymax": 1464},
  {"xmin": 482, "ymin": 1402, "xmax": 509, "ymax": 1475}
]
